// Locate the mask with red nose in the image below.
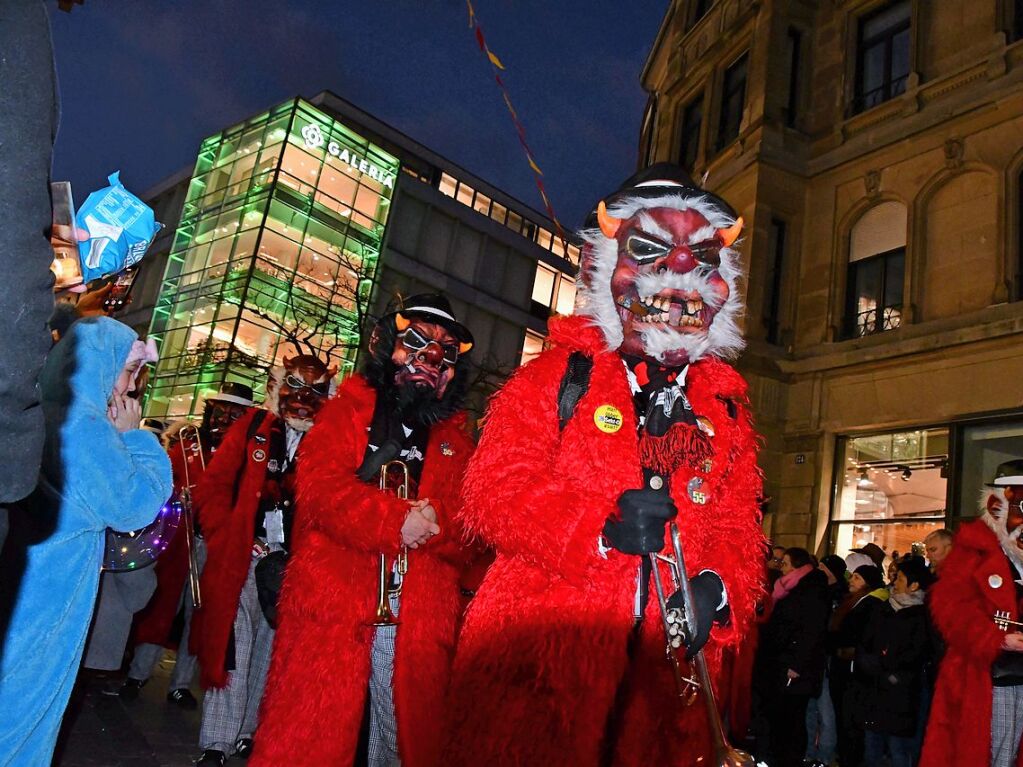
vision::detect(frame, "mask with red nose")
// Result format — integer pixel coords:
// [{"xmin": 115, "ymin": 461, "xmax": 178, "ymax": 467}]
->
[
  {"xmin": 276, "ymin": 354, "xmax": 336, "ymax": 432},
  {"xmin": 577, "ymin": 163, "xmax": 746, "ymax": 367}
]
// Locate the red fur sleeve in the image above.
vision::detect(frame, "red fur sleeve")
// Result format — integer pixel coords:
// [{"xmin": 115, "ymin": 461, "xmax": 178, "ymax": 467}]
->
[
  {"xmin": 688, "ymin": 402, "xmax": 766, "ymax": 648},
  {"xmin": 418, "ymin": 422, "xmax": 475, "ymax": 567},
  {"xmin": 194, "ymin": 410, "xmax": 257, "ymax": 539},
  {"xmin": 459, "ymin": 348, "xmax": 596, "ymax": 571},
  {"xmin": 927, "ymin": 533, "xmax": 1005, "ymax": 667},
  {"xmin": 295, "ymin": 396, "xmax": 408, "ymax": 555}
]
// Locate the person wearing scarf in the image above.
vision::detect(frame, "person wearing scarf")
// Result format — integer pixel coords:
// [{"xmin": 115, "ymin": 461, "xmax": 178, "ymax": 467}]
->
[
  {"xmin": 854, "ymin": 556, "xmax": 935, "ymax": 767},
  {"xmin": 753, "ymin": 547, "xmax": 830, "ymax": 767}
]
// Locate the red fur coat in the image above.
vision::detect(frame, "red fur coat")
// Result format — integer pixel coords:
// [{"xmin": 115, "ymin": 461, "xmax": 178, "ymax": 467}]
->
[
  {"xmin": 442, "ymin": 316, "xmax": 765, "ymax": 767},
  {"xmin": 189, "ymin": 409, "xmax": 278, "ymax": 689},
  {"xmin": 250, "ymin": 375, "xmax": 475, "ymax": 767},
  {"xmin": 132, "ymin": 440, "xmax": 206, "ymax": 648},
  {"xmin": 920, "ymin": 520, "xmax": 1023, "ymax": 767}
]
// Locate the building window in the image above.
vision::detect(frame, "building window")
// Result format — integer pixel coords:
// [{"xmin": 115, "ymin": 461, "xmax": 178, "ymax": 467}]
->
[
  {"xmin": 763, "ymin": 218, "xmax": 786, "ymax": 345},
  {"xmin": 853, "ymin": 1, "xmax": 911, "ymax": 114},
  {"xmin": 677, "ymin": 95, "xmax": 703, "ymax": 171},
  {"xmin": 688, "ymin": 0, "xmax": 713, "ymax": 30},
  {"xmin": 844, "ymin": 201, "xmax": 907, "ymax": 338},
  {"xmin": 520, "ymin": 330, "xmax": 546, "ymax": 365},
  {"xmin": 716, "ymin": 53, "xmax": 748, "ymax": 151},
  {"xmin": 438, "ymin": 173, "xmax": 457, "ymax": 198},
  {"xmin": 784, "ymin": 28, "xmax": 803, "ymax": 128},
  {"xmin": 831, "ymin": 428, "xmax": 949, "ymax": 560}
]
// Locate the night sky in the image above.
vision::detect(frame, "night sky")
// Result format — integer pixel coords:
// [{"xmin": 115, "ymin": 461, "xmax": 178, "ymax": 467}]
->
[{"xmin": 48, "ymin": 1, "xmax": 665, "ymax": 230}]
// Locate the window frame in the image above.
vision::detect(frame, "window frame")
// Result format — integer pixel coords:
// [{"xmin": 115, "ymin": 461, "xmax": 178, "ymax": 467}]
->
[
  {"xmin": 843, "ymin": 245, "xmax": 905, "ymax": 339},
  {"xmin": 763, "ymin": 218, "xmax": 787, "ymax": 345},
  {"xmin": 852, "ymin": 0, "xmax": 911, "ymax": 115},
  {"xmin": 677, "ymin": 93, "xmax": 704, "ymax": 171},
  {"xmin": 716, "ymin": 52, "xmax": 749, "ymax": 152}
]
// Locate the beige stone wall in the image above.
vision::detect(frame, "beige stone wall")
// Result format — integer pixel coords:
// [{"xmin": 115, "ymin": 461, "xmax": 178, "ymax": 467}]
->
[{"xmin": 641, "ymin": 0, "xmax": 1023, "ymax": 553}]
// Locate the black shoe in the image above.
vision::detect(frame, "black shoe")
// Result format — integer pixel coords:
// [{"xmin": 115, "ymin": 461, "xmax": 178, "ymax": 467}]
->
[
  {"xmin": 167, "ymin": 688, "xmax": 198, "ymax": 710},
  {"xmin": 233, "ymin": 737, "xmax": 253, "ymax": 758},
  {"xmin": 195, "ymin": 750, "xmax": 226, "ymax": 766},
  {"xmin": 117, "ymin": 678, "xmax": 146, "ymax": 700}
]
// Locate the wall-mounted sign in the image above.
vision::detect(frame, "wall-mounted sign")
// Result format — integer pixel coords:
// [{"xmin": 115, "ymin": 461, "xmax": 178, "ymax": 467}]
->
[{"xmin": 301, "ymin": 124, "xmax": 395, "ymax": 190}]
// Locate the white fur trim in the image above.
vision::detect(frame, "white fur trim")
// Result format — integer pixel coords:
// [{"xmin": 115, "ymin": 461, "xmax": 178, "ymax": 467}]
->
[{"xmin": 980, "ymin": 488, "xmax": 1023, "ymax": 572}]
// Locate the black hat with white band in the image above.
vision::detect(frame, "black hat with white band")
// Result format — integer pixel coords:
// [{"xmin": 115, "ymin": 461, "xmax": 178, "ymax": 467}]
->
[
  {"xmin": 384, "ymin": 293, "xmax": 474, "ymax": 351},
  {"xmin": 988, "ymin": 459, "xmax": 1023, "ymax": 487},
  {"xmin": 206, "ymin": 381, "xmax": 255, "ymax": 408}
]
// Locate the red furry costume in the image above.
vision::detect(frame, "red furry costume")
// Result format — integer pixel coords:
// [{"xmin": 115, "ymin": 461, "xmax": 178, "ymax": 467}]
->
[
  {"xmin": 189, "ymin": 408, "xmax": 280, "ymax": 688},
  {"xmin": 131, "ymin": 441, "xmax": 204, "ymax": 647},
  {"xmin": 249, "ymin": 375, "xmax": 474, "ymax": 767},
  {"xmin": 443, "ymin": 317, "xmax": 763, "ymax": 766},
  {"xmin": 444, "ymin": 164, "xmax": 765, "ymax": 766},
  {"xmin": 920, "ymin": 517, "xmax": 1023, "ymax": 767}
]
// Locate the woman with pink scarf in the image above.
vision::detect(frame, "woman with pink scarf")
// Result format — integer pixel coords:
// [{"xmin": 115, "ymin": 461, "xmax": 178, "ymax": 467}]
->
[{"xmin": 753, "ymin": 547, "xmax": 832, "ymax": 767}]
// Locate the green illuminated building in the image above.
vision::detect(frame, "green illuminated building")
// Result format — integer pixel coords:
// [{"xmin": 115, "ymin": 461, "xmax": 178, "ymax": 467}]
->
[{"xmin": 146, "ymin": 99, "xmax": 399, "ymax": 418}]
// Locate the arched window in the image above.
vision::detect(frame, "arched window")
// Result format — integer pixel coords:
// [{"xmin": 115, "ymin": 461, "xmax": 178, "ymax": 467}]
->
[{"xmin": 844, "ymin": 201, "xmax": 907, "ymax": 338}]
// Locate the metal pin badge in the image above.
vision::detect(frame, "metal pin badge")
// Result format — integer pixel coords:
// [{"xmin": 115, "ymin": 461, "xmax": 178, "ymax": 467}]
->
[
  {"xmin": 989, "ymin": 574, "xmax": 1004, "ymax": 589},
  {"xmin": 649, "ymin": 475, "xmax": 664, "ymax": 491}
]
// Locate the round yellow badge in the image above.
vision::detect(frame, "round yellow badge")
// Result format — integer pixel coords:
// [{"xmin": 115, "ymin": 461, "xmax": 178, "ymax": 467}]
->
[{"xmin": 593, "ymin": 404, "xmax": 624, "ymax": 434}]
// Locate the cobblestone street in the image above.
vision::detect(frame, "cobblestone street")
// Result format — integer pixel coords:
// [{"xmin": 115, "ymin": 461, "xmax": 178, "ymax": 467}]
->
[{"xmin": 55, "ymin": 652, "xmax": 205, "ymax": 767}]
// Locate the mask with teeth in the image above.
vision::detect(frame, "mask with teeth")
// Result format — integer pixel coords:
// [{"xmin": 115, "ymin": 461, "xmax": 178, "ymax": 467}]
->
[
  {"xmin": 982, "ymin": 486, "xmax": 1023, "ymax": 570},
  {"xmin": 576, "ymin": 165, "xmax": 746, "ymax": 367}
]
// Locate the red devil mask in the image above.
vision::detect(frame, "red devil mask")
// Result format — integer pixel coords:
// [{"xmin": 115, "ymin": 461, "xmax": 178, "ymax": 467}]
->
[
  {"xmin": 277, "ymin": 354, "xmax": 335, "ymax": 432},
  {"xmin": 389, "ymin": 315, "xmax": 462, "ymax": 400},
  {"xmin": 577, "ymin": 169, "xmax": 745, "ymax": 367}
]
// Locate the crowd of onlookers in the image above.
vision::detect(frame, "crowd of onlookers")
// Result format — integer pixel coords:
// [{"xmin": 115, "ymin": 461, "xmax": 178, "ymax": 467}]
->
[{"xmin": 751, "ymin": 532, "xmax": 954, "ymax": 767}]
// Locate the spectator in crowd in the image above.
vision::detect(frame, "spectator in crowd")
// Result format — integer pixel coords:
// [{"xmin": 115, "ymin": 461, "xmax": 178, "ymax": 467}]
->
[
  {"xmin": 832, "ymin": 562, "xmax": 889, "ymax": 767},
  {"xmin": 924, "ymin": 529, "xmax": 953, "ymax": 573},
  {"xmin": 805, "ymin": 554, "xmax": 848, "ymax": 767},
  {"xmin": 754, "ymin": 547, "xmax": 831, "ymax": 767},
  {"xmin": 0, "ymin": 317, "xmax": 172, "ymax": 766},
  {"xmin": 767, "ymin": 544, "xmax": 787, "ymax": 588},
  {"xmin": 851, "ymin": 541, "xmax": 886, "ymax": 571},
  {"xmin": 855, "ymin": 556, "xmax": 935, "ymax": 767},
  {"xmin": 921, "ymin": 460, "xmax": 1023, "ymax": 767}
]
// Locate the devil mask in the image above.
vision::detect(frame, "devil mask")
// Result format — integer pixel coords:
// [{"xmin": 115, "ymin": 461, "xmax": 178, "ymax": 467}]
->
[
  {"xmin": 275, "ymin": 354, "xmax": 336, "ymax": 432},
  {"xmin": 983, "ymin": 459, "xmax": 1023, "ymax": 570},
  {"xmin": 365, "ymin": 294, "xmax": 474, "ymax": 426},
  {"xmin": 201, "ymin": 382, "xmax": 255, "ymax": 448},
  {"xmin": 577, "ymin": 163, "xmax": 745, "ymax": 368}
]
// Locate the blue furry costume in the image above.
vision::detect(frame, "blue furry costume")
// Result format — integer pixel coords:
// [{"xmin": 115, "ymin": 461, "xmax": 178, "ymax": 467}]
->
[{"xmin": 0, "ymin": 317, "xmax": 171, "ymax": 766}]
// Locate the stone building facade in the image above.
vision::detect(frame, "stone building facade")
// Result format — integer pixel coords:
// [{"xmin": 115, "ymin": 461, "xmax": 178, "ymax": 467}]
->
[{"xmin": 642, "ymin": 0, "xmax": 1023, "ymax": 557}]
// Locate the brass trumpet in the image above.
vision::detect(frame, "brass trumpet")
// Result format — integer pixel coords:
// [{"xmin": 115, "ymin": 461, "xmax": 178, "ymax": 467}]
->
[
  {"xmin": 370, "ymin": 460, "xmax": 411, "ymax": 627},
  {"xmin": 178, "ymin": 424, "xmax": 205, "ymax": 610},
  {"xmin": 650, "ymin": 519, "xmax": 756, "ymax": 767}
]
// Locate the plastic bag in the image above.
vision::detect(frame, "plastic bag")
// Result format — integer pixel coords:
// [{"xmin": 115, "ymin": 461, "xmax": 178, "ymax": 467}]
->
[{"xmin": 76, "ymin": 171, "xmax": 161, "ymax": 283}]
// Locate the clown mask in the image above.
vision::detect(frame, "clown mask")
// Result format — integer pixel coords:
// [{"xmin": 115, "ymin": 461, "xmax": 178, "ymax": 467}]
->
[
  {"xmin": 277, "ymin": 355, "xmax": 335, "ymax": 432},
  {"xmin": 391, "ymin": 317, "xmax": 460, "ymax": 400}
]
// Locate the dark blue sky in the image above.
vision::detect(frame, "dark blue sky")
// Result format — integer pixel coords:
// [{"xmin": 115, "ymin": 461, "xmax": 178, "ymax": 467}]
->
[{"xmin": 49, "ymin": 1, "xmax": 664, "ymax": 229}]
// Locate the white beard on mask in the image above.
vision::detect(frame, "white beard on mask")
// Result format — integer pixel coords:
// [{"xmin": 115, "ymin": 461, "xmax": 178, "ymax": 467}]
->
[{"xmin": 980, "ymin": 487, "xmax": 1023, "ymax": 573}]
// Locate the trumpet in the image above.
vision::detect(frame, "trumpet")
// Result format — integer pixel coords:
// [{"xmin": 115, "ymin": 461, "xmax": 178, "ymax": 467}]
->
[
  {"xmin": 370, "ymin": 460, "xmax": 411, "ymax": 627},
  {"xmin": 178, "ymin": 424, "xmax": 205, "ymax": 610},
  {"xmin": 648, "ymin": 475, "xmax": 756, "ymax": 767}
]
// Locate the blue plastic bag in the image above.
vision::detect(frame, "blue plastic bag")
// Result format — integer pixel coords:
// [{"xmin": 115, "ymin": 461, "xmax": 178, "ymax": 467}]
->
[{"xmin": 76, "ymin": 171, "xmax": 161, "ymax": 283}]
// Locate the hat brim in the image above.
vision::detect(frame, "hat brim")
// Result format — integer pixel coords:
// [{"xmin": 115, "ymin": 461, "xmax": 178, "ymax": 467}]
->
[
  {"xmin": 207, "ymin": 393, "xmax": 255, "ymax": 407},
  {"xmin": 991, "ymin": 475, "xmax": 1023, "ymax": 486}
]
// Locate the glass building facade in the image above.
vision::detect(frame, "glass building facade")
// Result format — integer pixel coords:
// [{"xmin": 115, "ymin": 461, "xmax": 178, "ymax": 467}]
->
[{"xmin": 146, "ymin": 99, "xmax": 399, "ymax": 418}]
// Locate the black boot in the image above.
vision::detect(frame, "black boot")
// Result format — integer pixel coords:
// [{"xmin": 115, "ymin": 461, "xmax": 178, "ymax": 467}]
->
[
  {"xmin": 117, "ymin": 678, "xmax": 146, "ymax": 700},
  {"xmin": 233, "ymin": 737, "xmax": 254, "ymax": 758},
  {"xmin": 167, "ymin": 688, "xmax": 198, "ymax": 710},
  {"xmin": 195, "ymin": 749, "xmax": 226, "ymax": 766}
]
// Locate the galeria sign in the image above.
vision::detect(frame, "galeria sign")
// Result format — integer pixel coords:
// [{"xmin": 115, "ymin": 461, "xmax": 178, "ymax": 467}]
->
[{"xmin": 301, "ymin": 123, "xmax": 395, "ymax": 189}]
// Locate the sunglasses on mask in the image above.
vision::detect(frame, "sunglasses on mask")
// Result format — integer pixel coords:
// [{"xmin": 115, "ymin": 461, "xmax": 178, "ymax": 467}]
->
[
  {"xmin": 399, "ymin": 327, "xmax": 459, "ymax": 366},
  {"xmin": 284, "ymin": 374, "xmax": 331, "ymax": 396}
]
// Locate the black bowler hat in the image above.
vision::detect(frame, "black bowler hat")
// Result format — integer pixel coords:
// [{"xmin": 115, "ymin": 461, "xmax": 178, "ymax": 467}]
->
[
  {"xmin": 385, "ymin": 293, "xmax": 474, "ymax": 351},
  {"xmin": 207, "ymin": 381, "xmax": 255, "ymax": 407},
  {"xmin": 584, "ymin": 162, "xmax": 738, "ymax": 229},
  {"xmin": 987, "ymin": 459, "xmax": 1023, "ymax": 487}
]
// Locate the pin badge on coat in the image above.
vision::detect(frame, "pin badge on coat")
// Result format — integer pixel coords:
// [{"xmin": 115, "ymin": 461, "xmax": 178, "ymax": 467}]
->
[
  {"xmin": 594, "ymin": 404, "xmax": 623, "ymax": 434},
  {"xmin": 688, "ymin": 476, "xmax": 708, "ymax": 505}
]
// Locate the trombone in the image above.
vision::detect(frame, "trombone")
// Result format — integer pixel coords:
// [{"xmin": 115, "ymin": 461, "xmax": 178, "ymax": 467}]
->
[
  {"xmin": 178, "ymin": 424, "xmax": 205, "ymax": 610},
  {"xmin": 649, "ymin": 498, "xmax": 756, "ymax": 767},
  {"xmin": 370, "ymin": 460, "xmax": 411, "ymax": 627}
]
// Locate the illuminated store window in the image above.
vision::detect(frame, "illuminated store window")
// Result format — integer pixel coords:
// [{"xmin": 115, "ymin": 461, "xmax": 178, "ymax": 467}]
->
[
  {"xmin": 844, "ymin": 201, "xmax": 906, "ymax": 338},
  {"xmin": 832, "ymin": 427, "xmax": 949, "ymax": 560},
  {"xmin": 439, "ymin": 173, "xmax": 457, "ymax": 198},
  {"xmin": 146, "ymin": 99, "xmax": 397, "ymax": 419},
  {"xmin": 520, "ymin": 330, "xmax": 546, "ymax": 365}
]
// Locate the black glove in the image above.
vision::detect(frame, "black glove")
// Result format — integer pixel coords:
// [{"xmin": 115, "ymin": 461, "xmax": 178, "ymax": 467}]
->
[
  {"xmin": 666, "ymin": 570, "xmax": 727, "ymax": 659},
  {"xmin": 603, "ymin": 488, "xmax": 678, "ymax": 555}
]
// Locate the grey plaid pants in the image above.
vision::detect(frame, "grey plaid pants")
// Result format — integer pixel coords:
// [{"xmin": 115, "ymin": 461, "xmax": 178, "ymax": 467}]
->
[
  {"xmin": 128, "ymin": 539, "xmax": 206, "ymax": 690},
  {"xmin": 991, "ymin": 684, "xmax": 1023, "ymax": 767},
  {"xmin": 199, "ymin": 559, "xmax": 274, "ymax": 753},
  {"xmin": 368, "ymin": 593, "xmax": 401, "ymax": 767}
]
